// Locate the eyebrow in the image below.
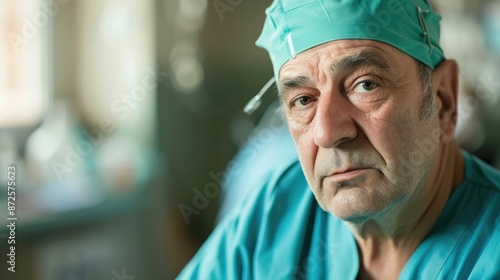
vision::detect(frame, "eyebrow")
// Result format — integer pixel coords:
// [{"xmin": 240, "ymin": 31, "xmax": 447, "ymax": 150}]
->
[
  {"xmin": 279, "ymin": 76, "xmax": 314, "ymax": 100},
  {"xmin": 330, "ymin": 49, "xmax": 390, "ymax": 76},
  {"xmin": 279, "ymin": 49, "xmax": 391, "ymax": 99}
]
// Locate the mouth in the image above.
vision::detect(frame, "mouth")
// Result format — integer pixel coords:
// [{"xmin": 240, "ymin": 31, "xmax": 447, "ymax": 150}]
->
[{"xmin": 326, "ymin": 168, "xmax": 372, "ymax": 183}]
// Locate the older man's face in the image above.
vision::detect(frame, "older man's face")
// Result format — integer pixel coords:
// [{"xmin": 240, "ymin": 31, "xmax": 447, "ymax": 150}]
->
[{"xmin": 279, "ymin": 40, "xmax": 441, "ymax": 221}]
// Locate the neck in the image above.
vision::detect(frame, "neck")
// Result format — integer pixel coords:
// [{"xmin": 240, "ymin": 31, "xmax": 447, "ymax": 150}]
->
[{"xmin": 352, "ymin": 142, "xmax": 465, "ymax": 280}]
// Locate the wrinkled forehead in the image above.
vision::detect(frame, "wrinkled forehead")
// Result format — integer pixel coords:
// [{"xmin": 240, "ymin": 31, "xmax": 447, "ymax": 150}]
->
[{"xmin": 279, "ymin": 40, "xmax": 413, "ymax": 82}]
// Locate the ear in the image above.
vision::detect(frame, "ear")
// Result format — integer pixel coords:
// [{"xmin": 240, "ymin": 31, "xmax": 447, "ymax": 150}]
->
[{"xmin": 432, "ymin": 59, "xmax": 459, "ymax": 143}]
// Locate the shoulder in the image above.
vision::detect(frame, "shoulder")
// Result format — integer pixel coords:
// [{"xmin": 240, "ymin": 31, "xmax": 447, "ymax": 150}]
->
[
  {"xmin": 412, "ymin": 152, "xmax": 500, "ymax": 279},
  {"xmin": 445, "ymin": 152, "xmax": 500, "ymax": 236},
  {"xmin": 400, "ymin": 152, "xmax": 500, "ymax": 279},
  {"xmin": 456, "ymin": 152, "xmax": 500, "ymax": 223},
  {"xmin": 461, "ymin": 151, "xmax": 500, "ymax": 193}
]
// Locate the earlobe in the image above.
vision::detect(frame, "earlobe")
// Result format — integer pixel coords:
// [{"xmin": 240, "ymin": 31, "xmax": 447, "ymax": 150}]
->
[{"xmin": 432, "ymin": 59, "xmax": 459, "ymax": 143}]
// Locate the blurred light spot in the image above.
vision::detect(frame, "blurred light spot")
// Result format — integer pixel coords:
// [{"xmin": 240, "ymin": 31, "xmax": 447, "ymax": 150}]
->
[
  {"xmin": 176, "ymin": 0, "xmax": 207, "ymax": 31},
  {"xmin": 172, "ymin": 57, "xmax": 204, "ymax": 93},
  {"xmin": 26, "ymin": 102, "xmax": 67, "ymax": 161},
  {"xmin": 37, "ymin": 178, "xmax": 104, "ymax": 212},
  {"xmin": 440, "ymin": 14, "xmax": 485, "ymax": 86},
  {"xmin": 455, "ymin": 118, "xmax": 485, "ymax": 152},
  {"xmin": 483, "ymin": 2, "xmax": 500, "ymax": 55},
  {"xmin": 99, "ymin": 2, "xmax": 132, "ymax": 42},
  {"xmin": 169, "ymin": 41, "xmax": 198, "ymax": 64},
  {"xmin": 180, "ymin": 0, "xmax": 207, "ymax": 19}
]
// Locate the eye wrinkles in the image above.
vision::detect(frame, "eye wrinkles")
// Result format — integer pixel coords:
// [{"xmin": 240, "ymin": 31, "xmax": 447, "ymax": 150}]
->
[{"xmin": 278, "ymin": 49, "xmax": 393, "ymax": 101}]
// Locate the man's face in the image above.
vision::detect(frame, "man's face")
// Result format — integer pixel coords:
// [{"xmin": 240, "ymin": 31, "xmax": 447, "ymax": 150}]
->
[{"xmin": 279, "ymin": 40, "xmax": 441, "ymax": 221}]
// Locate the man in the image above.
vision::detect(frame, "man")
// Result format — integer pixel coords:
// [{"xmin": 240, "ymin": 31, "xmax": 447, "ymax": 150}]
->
[{"xmin": 178, "ymin": 0, "xmax": 500, "ymax": 279}]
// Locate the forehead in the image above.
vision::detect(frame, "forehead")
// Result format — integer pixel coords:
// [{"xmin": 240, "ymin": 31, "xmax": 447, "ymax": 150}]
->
[{"xmin": 279, "ymin": 40, "xmax": 414, "ymax": 80}]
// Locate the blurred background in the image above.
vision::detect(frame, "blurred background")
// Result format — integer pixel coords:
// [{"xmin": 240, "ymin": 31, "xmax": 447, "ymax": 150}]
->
[{"xmin": 0, "ymin": 0, "xmax": 498, "ymax": 279}]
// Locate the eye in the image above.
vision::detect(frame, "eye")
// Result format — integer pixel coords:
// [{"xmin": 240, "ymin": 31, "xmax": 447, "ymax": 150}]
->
[
  {"xmin": 291, "ymin": 96, "xmax": 315, "ymax": 108},
  {"xmin": 353, "ymin": 81, "xmax": 379, "ymax": 93}
]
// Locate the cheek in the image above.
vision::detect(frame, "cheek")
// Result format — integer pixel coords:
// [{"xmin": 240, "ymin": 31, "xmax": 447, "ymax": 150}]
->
[
  {"xmin": 368, "ymin": 110, "xmax": 439, "ymax": 181},
  {"xmin": 289, "ymin": 126, "xmax": 318, "ymax": 182},
  {"xmin": 358, "ymin": 105, "xmax": 415, "ymax": 166},
  {"xmin": 362, "ymin": 108, "xmax": 407, "ymax": 146}
]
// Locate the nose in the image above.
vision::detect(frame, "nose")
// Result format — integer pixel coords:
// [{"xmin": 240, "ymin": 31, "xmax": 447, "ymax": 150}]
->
[{"xmin": 314, "ymin": 94, "xmax": 358, "ymax": 148}]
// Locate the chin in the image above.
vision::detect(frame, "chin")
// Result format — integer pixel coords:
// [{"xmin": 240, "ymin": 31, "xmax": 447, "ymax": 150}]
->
[
  {"xmin": 322, "ymin": 191, "xmax": 394, "ymax": 222},
  {"xmin": 327, "ymin": 206, "xmax": 381, "ymax": 223}
]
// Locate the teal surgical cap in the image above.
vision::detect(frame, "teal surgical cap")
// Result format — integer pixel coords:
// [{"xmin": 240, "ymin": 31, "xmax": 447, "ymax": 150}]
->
[{"xmin": 256, "ymin": 0, "xmax": 446, "ymax": 79}]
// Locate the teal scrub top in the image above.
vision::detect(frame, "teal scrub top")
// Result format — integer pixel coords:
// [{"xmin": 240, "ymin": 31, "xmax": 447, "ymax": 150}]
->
[{"xmin": 177, "ymin": 152, "xmax": 500, "ymax": 279}]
